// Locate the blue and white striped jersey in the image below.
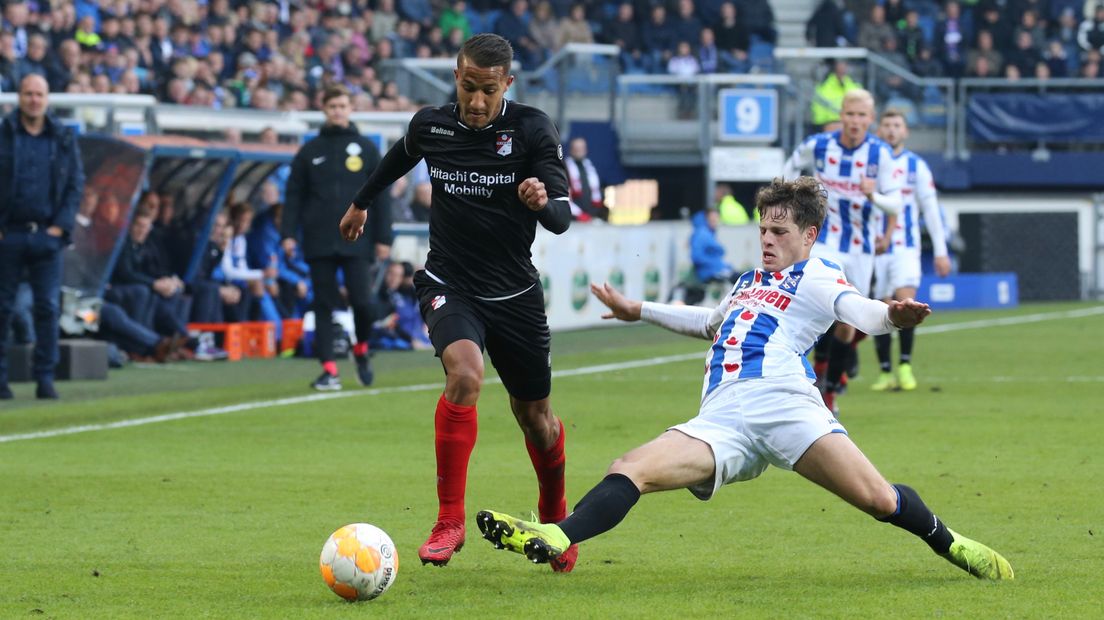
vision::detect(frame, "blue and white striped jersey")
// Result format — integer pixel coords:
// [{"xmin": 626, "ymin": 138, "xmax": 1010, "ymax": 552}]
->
[
  {"xmin": 876, "ymin": 149, "xmax": 949, "ymax": 256},
  {"xmin": 783, "ymin": 131, "xmax": 902, "ymax": 255},
  {"xmin": 700, "ymin": 258, "xmax": 858, "ymax": 401}
]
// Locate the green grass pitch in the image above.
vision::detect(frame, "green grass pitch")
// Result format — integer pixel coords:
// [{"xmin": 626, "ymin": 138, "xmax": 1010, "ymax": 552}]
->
[{"xmin": 1, "ymin": 302, "xmax": 1102, "ymax": 618}]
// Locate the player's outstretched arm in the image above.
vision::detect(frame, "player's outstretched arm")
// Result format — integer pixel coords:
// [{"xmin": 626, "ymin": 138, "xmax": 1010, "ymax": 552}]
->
[
  {"xmin": 835, "ymin": 293, "xmax": 931, "ymax": 334},
  {"xmin": 591, "ymin": 282, "xmax": 716, "ymax": 339},
  {"xmin": 590, "ymin": 282, "xmax": 642, "ymax": 321}
]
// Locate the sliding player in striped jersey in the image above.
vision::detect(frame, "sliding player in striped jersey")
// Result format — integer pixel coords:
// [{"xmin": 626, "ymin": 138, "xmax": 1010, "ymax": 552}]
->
[
  {"xmin": 475, "ymin": 177, "xmax": 1012, "ymax": 581},
  {"xmin": 782, "ymin": 89, "xmax": 903, "ymax": 413},
  {"xmin": 871, "ymin": 109, "xmax": 952, "ymax": 391}
]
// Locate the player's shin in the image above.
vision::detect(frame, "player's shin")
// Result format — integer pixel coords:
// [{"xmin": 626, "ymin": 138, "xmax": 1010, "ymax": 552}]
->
[
  {"xmin": 874, "ymin": 333, "xmax": 893, "ymax": 372},
  {"xmin": 824, "ymin": 334, "xmax": 851, "ymax": 393},
  {"xmin": 557, "ymin": 473, "xmax": 641, "ymax": 545},
  {"xmin": 876, "ymin": 483, "xmax": 953, "ymax": 554},
  {"xmin": 898, "ymin": 327, "xmax": 915, "ymax": 365},
  {"xmin": 525, "ymin": 417, "xmax": 567, "ymax": 523},
  {"xmin": 434, "ymin": 394, "xmax": 478, "ymax": 524}
]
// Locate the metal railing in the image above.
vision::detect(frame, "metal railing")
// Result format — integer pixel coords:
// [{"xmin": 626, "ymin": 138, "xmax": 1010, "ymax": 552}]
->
[
  {"xmin": 517, "ymin": 43, "xmax": 621, "ymax": 128},
  {"xmin": 0, "ymin": 93, "xmax": 158, "ymax": 134}
]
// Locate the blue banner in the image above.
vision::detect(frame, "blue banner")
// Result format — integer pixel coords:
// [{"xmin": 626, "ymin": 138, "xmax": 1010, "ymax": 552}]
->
[{"xmin": 967, "ymin": 93, "xmax": 1104, "ymax": 143}]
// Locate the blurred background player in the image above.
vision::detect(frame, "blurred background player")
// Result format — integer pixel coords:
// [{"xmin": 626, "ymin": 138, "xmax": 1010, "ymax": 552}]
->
[
  {"xmin": 282, "ymin": 84, "xmax": 392, "ymax": 391},
  {"xmin": 871, "ymin": 110, "xmax": 952, "ymax": 392},
  {"xmin": 782, "ymin": 89, "xmax": 902, "ymax": 414},
  {"xmin": 341, "ymin": 34, "xmax": 575, "ymax": 571}
]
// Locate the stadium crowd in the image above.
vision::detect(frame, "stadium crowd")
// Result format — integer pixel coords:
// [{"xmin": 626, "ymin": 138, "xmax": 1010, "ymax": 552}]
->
[
  {"xmin": 809, "ymin": 0, "xmax": 1104, "ymax": 80},
  {"xmin": 1, "ymin": 0, "xmax": 779, "ymax": 111}
]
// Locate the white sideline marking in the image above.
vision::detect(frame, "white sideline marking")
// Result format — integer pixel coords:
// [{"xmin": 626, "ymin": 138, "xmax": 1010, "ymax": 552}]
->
[{"xmin": 2, "ymin": 306, "xmax": 1101, "ymax": 445}]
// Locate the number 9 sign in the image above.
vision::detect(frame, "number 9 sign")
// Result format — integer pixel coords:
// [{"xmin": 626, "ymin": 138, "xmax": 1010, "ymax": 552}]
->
[{"xmin": 718, "ymin": 89, "xmax": 777, "ymax": 142}]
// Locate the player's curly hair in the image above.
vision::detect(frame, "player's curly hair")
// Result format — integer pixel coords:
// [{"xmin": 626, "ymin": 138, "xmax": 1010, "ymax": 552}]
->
[
  {"xmin": 459, "ymin": 33, "xmax": 514, "ymax": 73},
  {"xmin": 754, "ymin": 177, "xmax": 827, "ymax": 232}
]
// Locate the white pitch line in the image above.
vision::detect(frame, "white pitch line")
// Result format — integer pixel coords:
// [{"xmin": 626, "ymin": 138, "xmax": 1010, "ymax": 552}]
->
[{"xmin": 1, "ymin": 305, "xmax": 1101, "ymax": 445}]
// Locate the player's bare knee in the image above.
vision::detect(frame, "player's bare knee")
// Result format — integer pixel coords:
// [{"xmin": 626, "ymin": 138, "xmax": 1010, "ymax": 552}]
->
[
  {"xmin": 444, "ymin": 369, "xmax": 482, "ymax": 404},
  {"xmin": 606, "ymin": 457, "xmax": 648, "ymax": 490},
  {"xmin": 856, "ymin": 483, "xmax": 898, "ymax": 517}
]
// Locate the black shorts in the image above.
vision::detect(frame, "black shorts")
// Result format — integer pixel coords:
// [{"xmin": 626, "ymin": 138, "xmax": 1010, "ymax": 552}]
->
[{"xmin": 413, "ymin": 270, "xmax": 551, "ymax": 401}]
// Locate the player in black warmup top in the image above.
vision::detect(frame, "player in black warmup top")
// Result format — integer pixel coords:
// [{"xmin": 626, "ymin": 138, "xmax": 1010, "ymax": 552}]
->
[{"xmin": 339, "ymin": 34, "xmax": 578, "ymax": 571}]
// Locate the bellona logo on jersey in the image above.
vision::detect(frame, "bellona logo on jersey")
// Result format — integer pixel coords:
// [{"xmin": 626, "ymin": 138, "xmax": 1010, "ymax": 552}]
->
[
  {"xmin": 734, "ymin": 287, "xmax": 793, "ymax": 312},
  {"xmin": 431, "ymin": 295, "xmax": 447, "ymax": 310},
  {"xmin": 430, "ymin": 126, "xmax": 455, "ymax": 136},
  {"xmin": 495, "ymin": 133, "xmax": 513, "ymax": 156}
]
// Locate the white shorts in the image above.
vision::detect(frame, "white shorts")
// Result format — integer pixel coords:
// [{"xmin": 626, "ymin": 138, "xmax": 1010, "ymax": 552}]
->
[
  {"xmin": 669, "ymin": 376, "xmax": 847, "ymax": 501},
  {"xmin": 810, "ymin": 244, "xmax": 874, "ymax": 297},
  {"xmin": 873, "ymin": 248, "xmax": 922, "ymax": 300}
]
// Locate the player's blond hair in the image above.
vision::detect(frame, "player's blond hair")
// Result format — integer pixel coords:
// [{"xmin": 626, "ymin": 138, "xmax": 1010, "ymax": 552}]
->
[{"xmin": 841, "ymin": 88, "xmax": 875, "ymax": 111}]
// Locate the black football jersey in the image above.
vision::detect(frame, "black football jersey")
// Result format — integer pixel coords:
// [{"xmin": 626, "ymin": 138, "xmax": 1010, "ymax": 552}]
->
[{"xmin": 404, "ymin": 100, "xmax": 570, "ymax": 298}]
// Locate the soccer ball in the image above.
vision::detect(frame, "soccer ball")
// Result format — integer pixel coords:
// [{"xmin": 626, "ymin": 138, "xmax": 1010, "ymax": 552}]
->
[{"xmin": 319, "ymin": 523, "xmax": 399, "ymax": 601}]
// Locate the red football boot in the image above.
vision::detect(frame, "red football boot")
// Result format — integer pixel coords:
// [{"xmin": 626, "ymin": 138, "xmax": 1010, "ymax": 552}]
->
[{"xmin": 418, "ymin": 520, "xmax": 466, "ymax": 567}]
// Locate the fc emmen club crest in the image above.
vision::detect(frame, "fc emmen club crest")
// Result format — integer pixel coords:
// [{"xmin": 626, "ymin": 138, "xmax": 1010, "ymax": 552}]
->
[{"xmin": 495, "ymin": 133, "xmax": 513, "ymax": 157}]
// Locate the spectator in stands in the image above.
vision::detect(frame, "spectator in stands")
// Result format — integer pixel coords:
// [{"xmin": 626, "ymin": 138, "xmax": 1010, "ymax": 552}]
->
[
  {"xmin": 1078, "ymin": 4, "xmax": 1104, "ymax": 53},
  {"xmin": 496, "ymin": 0, "xmax": 542, "ymax": 68},
  {"xmin": 672, "ymin": 0, "xmax": 704, "ymax": 49},
  {"xmin": 858, "ymin": 4, "xmax": 895, "ymax": 51},
  {"xmin": 642, "ymin": 4, "xmax": 678, "ymax": 70},
  {"xmin": 912, "ymin": 45, "xmax": 947, "ymax": 77},
  {"xmin": 558, "ymin": 3, "xmax": 593, "ymax": 48},
  {"xmin": 2, "ymin": 1, "xmax": 30, "ymax": 58},
  {"xmin": 372, "ymin": 0, "xmax": 402, "ymax": 44},
  {"xmin": 1008, "ymin": 29, "xmax": 1043, "ymax": 76},
  {"xmin": 439, "ymin": 2, "xmax": 474, "ymax": 42},
  {"xmin": 716, "ymin": 2, "xmax": 750, "ymax": 73},
  {"xmin": 667, "ymin": 41, "xmax": 700, "ymax": 119},
  {"xmin": 876, "ymin": 35, "xmax": 912, "ymax": 100},
  {"xmin": 603, "ymin": 2, "xmax": 645, "ymax": 72},
  {"xmin": 740, "ymin": 0, "xmax": 778, "ymax": 44},
  {"xmin": 896, "ymin": 13, "xmax": 923, "ymax": 68},
  {"xmin": 1017, "ymin": 10, "xmax": 1048, "ymax": 51},
  {"xmin": 0, "ymin": 31, "xmax": 16, "ymax": 92},
  {"xmin": 1044, "ymin": 39, "xmax": 1071, "ymax": 76},
  {"xmin": 934, "ymin": 1, "xmax": 970, "ymax": 77},
  {"xmin": 977, "ymin": 5, "xmax": 1014, "ymax": 54},
  {"xmin": 807, "ymin": 0, "xmax": 850, "ymax": 48},
  {"xmin": 0, "ymin": 74, "xmax": 83, "ymax": 401},
  {"xmin": 566, "ymin": 137, "xmax": 607, "ymax": 222},
  {"xmin": 883, "ymin": 0, "xmax": 907, "ymax": 28},
  {"xmin": 967, "ymin": 30, "xmax": 1004, "ymax": 76},
  {"xmin": 529, "ymin": 1, "xmax": 562, "ymax": 56},
  {"xmin": 401, "ymin": 0, "xmax": 436, "ymax": 28},
  {"xmin": 811, "ymin": 59, "xmax": 860, "ymax": 131},
  {"xmin": 698, "ymin": 27, "xmax": 720, "ymax": 74}
]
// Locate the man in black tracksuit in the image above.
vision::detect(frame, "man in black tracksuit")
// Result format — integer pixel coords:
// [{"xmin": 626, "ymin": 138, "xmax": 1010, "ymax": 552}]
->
[{"xmin": 282, "ymin": 84, "xmax": 392, "ymax": 391}]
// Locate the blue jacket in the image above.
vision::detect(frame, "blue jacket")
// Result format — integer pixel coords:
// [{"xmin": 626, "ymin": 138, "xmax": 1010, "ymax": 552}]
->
[
  {"xmin": 0, "ymin": 109, "xmax": 85, "ymax": 236},
  {"xmin": 690, "ymin": 210, "xmax": 732, "ymax": 282}
]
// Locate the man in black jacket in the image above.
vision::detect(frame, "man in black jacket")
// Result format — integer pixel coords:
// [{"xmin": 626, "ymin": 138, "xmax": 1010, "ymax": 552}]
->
[
  {"xmin": 282, "ymin": 84, "xmax": 392, "ymax": 391},
  {"xmin": 0, "ymin": 74, "xmax": 84, "ymax": 400}
]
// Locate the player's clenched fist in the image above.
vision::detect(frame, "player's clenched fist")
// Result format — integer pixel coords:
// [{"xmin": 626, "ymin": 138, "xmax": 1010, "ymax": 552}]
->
[
  {"xmin": 518, "ymin": 177, "xmax": 548, "ymax": 211},
  {"xmin": 340, "ymin": 205, "xmax": 367, "ymax": 242}
]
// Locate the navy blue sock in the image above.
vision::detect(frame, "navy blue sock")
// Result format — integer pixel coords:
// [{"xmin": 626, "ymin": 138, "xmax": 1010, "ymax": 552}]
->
[
  {"xmin": 875, "ymin": 333, "xmax": 892, "ymax": 372},
  {"xmin": 825, "ymin": 334, "xmax": 851, "ymax": 391},
  {"xmin": 899, "ymin": 327, "xmax": 915, "ymax": 365},
  {"xmin": 557, "ymin": 473, "xmax": 641, "ymax": 545},
  {"xmin": 877, "ymin": 484, "xmax": 954, "ymax": 554}
]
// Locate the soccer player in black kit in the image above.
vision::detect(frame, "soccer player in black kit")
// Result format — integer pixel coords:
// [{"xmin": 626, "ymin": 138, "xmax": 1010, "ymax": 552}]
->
[{"xmin": 339, "ymin": 34, "xmax": 577, "ymax": 571}]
